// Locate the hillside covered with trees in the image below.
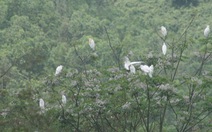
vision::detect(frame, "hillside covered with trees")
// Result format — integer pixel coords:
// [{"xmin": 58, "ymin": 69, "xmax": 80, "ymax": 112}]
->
[{"xmin": 0, "ymin": 0, "xmax": 211, "ymax": 131}]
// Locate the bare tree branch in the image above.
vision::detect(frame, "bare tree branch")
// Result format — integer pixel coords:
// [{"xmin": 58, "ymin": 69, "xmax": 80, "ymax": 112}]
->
[{"xmin": 104, "ymin": 26, "xmax": 121, "ymax": 69}]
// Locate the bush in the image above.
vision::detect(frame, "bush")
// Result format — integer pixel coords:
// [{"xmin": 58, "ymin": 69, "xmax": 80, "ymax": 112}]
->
[{"xmin": 172, "ymin": 0, "xmax": 199, "ymax": 7}]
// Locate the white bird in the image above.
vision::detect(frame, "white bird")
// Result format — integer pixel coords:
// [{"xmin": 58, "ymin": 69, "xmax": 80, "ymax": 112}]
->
[
  {"xmin": 39, "ymin": 98, "xmax": 45, "ymax": 110},
  {"xmin": 129, "ymin": 65, "xmax": 136, "ymax": 74},
  {"xmin": 161, "ymin": 26, "xmax": 167, "ymax": 37},
  {"xmin": 124, "ymin": 56, "xmax": 143, "ymax": 70},
  {"xmin": 140, "ymin": 65, "xmax": 154, "ymax": 78},
  {"xmin": 89, "ymin": 38, "xmax": 95, "ymax": 50},
  {"xmin": 62, "ymin": 95, "xmax": 67, "ymax": 105},
  {"xmin": 204, "ymin": 25, "xmax": 210, "ymax": 38},
  {"xmin": 162, "ymin": 43, "xmax": 167, "ymax": 55},
  {"xmin": 124, "ymin": 57, "xmax": 131, "ymax": 70},
  {"xmin": 55, "ymin": 65, "xmax": 63, "ymax": 76}
]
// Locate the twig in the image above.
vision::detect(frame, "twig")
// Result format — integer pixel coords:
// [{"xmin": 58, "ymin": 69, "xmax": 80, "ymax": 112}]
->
[
  {"xmin": 171, "ymin": 16, "xmax": 195, "ymax": 81},
  {"xmin": 104, "ymin": 26, "xmax": 121, "ymax": 69},
  {"xmin": 0, "ymin": 65, "xmax": 13, "ymax": 78},
  {"xmin": 175, "ymin": 15, "xmax": 196, "ymax": 45},
  {"xmin": 104, "ymin": 117, "xmax": 118, "ymax": 132},
  {"xmin": 146, "ymin": 79, "xmax": 151, "ymax": 132},
  {"xmin": 159, "ymin": 92, "xmax": 168, "ymax": 132},
  {"xmin": 73, "ymin": 43, "xmax": 88, "ymax": 79},
  {"xmin": 195, "ymin": 44, "xmax": 209, "ymax": 76},
  {"xmin": 172, "ymin": 32, "xmax": 187, "ymax": 81},
  {"xmin": 185, "ymin": 111, "xmax": 211, "ymax": 132}
]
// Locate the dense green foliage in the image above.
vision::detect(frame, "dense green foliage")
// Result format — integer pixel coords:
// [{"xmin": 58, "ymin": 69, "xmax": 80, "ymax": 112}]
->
[
  {"xmin": 0, "ymin": 0, "xmax": 211, "ymax": 131},
  {"xmin": 172, "ymin": 0, "xmax": 199, "ymax": 7}
]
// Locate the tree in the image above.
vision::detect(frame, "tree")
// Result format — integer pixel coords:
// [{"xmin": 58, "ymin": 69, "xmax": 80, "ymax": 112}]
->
[{"xmin": 0, "ymin": 0, "xmax": 211, "ymax": 131}]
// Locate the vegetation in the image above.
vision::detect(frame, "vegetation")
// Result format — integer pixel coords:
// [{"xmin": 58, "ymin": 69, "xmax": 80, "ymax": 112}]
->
[
  {"xmin": 172, "ymin": 0, "xmax": 200, "ymax": 7},
  {"xmin": 0, "ymin": 0, "xmax": 211, "ymax": 131}
]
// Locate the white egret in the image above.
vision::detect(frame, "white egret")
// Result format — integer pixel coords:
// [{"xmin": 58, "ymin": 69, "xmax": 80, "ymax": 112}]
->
[
  {"xmin": 129, "ymin": 65, "xmax": 136, "ymax": 74},
  {"xmin": 89, "ymin": 38, "xmax": 95, "ymax": 50},
  {"xmin": 161, "ymin": 26, "xmax": 167, "ymax": 37},
  {"xmin": 55, "ymin": 65, "xmax": 63, "ymax": 76},
  {"xmin": 124, "ymin": 57, "xmax": 130, "ymax": 70},
  {"xmin": 162, "ymin": 43, "xmax": 167, "ymax": 55},
  {"xmin": 140, "ymin": 65, "xmax": 154, "ymax": 78},
  {"xmin": 39, "ymin": 98, "xmax": 45, "ymax": 110},
  {"xmin": 62, "ymin": 95, "xmax": 67, "ymax": 105},
  {"xmin": 204, "ymin": 25, "xmax": 210, "ymax": 38},
  {"xmin": 124, "ymin": 56, "xmax": 143, "ymax": 70}
]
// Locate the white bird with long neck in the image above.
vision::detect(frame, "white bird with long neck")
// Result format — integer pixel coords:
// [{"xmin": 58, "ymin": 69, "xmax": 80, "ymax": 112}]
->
[
  {"xmin": 62, "ymin": 95, "xmax": 67, "ymax": 105},
  {"xmin": 39, "ymin": 98, "xmax": 45, "ymax": 110},
  {"xmin": 124, "ymin": 56, "xmax": 143, "ymax": 71},
  {"xmin": 89, "ymin": 38, "xmax": 95, "ymax": 50},
  {"xmin": 204, "ymin": 25, "xmax": 210, "ymax": 38},
  {"xmin": 140, "ymin": 65, "xmax": 154, "ymax": 78},
  {"xmin": 55, "ymin": 65, "xmax": 63, "ymax": 76},
  {"xmin": 161, "ymin": 26, "xmax": 167, "ymax": 37},
  {"xmin": 162, "ymin": 43, "xmax": 167, "ymax": 55}
]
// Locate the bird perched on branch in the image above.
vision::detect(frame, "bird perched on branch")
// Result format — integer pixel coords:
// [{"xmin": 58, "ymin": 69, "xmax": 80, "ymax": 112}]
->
[
  {"xmin": 204, "ymin": 25, "xmax": 210, "ymax": 38},
  {"xmin": 162, "ymin": 43, "xmax": 167, "ymax": 55},
  {"xmin": 161, "ymin": 26, "xmax": 167, "ymax": 37},
  {"xmin": 89, "ymin": 38, "xmax": 95, "ymax": 51},
  {"xmin": 140, "ymin": 65, "xmax": 154, "ymax": 78},
  {"xmin": 124, "ymin": 57, "xmax": 143, "ymax": 73},
  {"xmin": 55, "ymin": 65, "xmax": 63, "ymax": 76},
  {"xmin": 129, "ymin": 65, "xmax": 136, "ymax": 74},
  {"xmin": 62, "ymin": 94, "xmax": 67, "ymax": 105},
  {"xmin": 39, "ymin": 98, "xmax": 45, "ymax": 110}
]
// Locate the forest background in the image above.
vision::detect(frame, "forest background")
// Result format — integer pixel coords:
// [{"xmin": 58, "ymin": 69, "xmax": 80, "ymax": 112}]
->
[{"xmin": 0, "ymin": 0, "xmax": 211, "ymax": 131}]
